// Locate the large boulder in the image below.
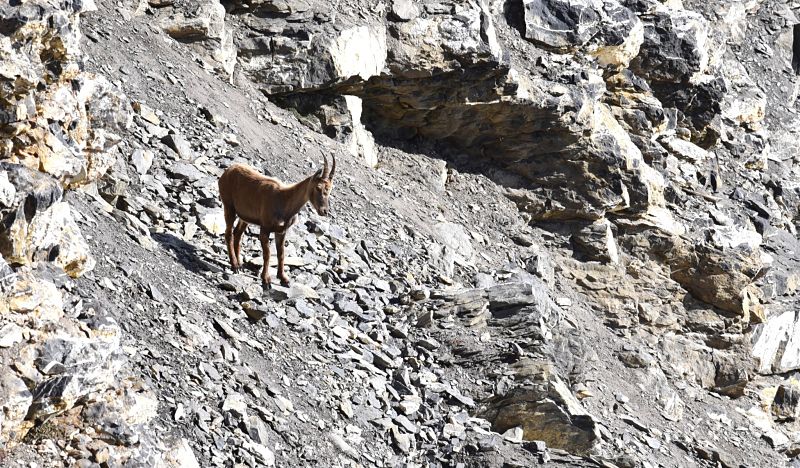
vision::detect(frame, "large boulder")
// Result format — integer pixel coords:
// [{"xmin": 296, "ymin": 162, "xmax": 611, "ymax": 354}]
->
[
  {"xmin": 630, "ymin": 5, "xmax": 713, "ymax": 83},
  {"xmin": 238, "ymin": 21, "xmax": 387, "ymax": 94},
  {"xmin": 523, "ymin": 0, "xmax": 644, "ymax": 67},
  {"xmin": 0, "ymin": 164, "xmax": 94, "ymax": 277},
  {"xmin": 26, "ymin": 323, "xmax": 125, "ymax": 424},
  {"xmin": 478, "ymin": 360, "xmax": 600, "ymax": 456},
  {"xmin": 629, "ymin": 4, "xmax": 726, "ymax": 147},
  {"xmin": 159, "ymin": 0, "xmax": 237, "ymax": 75},
  {"xmin": 654, "ymin": 229, "xmax": 766, "ymax": 319},
  {"xmin": 753, "ymin": 312, "xmax": 800, "ymax": 374}
]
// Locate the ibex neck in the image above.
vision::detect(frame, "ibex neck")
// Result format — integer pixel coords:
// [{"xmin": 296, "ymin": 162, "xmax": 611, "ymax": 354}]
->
[{"xmin": 281, "ymin": 175, "xmax": 315, "ymax": 217}]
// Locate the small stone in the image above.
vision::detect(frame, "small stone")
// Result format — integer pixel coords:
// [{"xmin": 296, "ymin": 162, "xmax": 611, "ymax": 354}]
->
[
  {"xmin": 200, "ymin": 210, "xmax": 226, "ymax": 235},
  {"xmin": 416, "ymin": 338, "xmax": 440, "ymax": 351},
  {"xmin": 617, "ymin": 348, "xmax": 656, "ymax": 368},
  {"xmin": 131, "ymin": 149, "xmax": 154, "ymax": 175},
  {"xmin": 391, "ymin": 427, "xmax": 411, "ymax": 453},
  {"xmin": 394, "ymin": 414, "xmax": 416, "ymax": 433},
  {"xmin": 244, "ymin": 441, "xmax": 275, "ymax": 466},
  {"xmin": 246, "ymin": 416, "xmax": 270, "ymax": 444},
  {"xmin": 399, "ymin": 395, "xmax": 422, "ymax": 415},
  {"xmin": 330, "ymin": 433, "xmax": 359, "ymax": 459},
  {"xmin": 168, "ymin": 162, "xmax": 203, "ymax": 181},
  {"xmin": 0, "ymin": 324, "xmax": 23, "ymax": 348},
  {"xmin": 389, "ymin": 0, "xmax": 419, "ymax": 21},
  {"xmin": 502, "ymin": 426, "xmax": 524, "ymax": 443},
  {"xmin": 174, "ymin": 403, "xmax": 186, "ymax": 422},
  {"xmin": 132, "ymin": 101, "xmax": 160, "ymax": 125},
  {"xmin": 442, "ymin": 422, "xmax": 466, "ymax": 439},
  {"xmin": 371, "ymin": 350, "xmax": 396, "ymax": 369},
  {"xmin": 223, "ymin": 133, "xmax": 240, "ymax": 146},
  {"xmin": 525, "ymin": 440, "xmax": 547, "ymax": 452},
  {"xmin": 94, "ymin": 446, "xmax": 110, "ymax": 464},
  {"xmin": 410, "ymin": 287, "xmax": 430, "ymax": 301},
  {"xmin": 415, "ymin": 310, "xmax": 434, "ymax": 328},
  {"xmin": 162, "ymin": 439, "xmax": 200, "ymax": 468},
  {"xmin": 772, "ymin": 384, "xmax": 800, "ymax": 421},
  {"xmin": 274, "ymin": 395, "xmax": 293, "ymax": 413},
  {"xmin": 222, "ymin": 393, "xmax": 248, "ymax": 419},
  {"xmin": 148, "ymin": 283, "xmax": 166, "ymax": 302},
  {"xmin": 242, "ymin": 302, "xmax": 268, "ymax": 322},
  {"xmin": 162, "ymin": 133, "xmax": 194, "ymax": 159},
  {"xmin": 340, "ymin": 399, "xmax": 354, "ymax": 419}
]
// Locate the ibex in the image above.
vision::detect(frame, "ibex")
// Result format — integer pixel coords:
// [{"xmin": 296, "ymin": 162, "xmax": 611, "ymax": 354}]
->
[{"xmin": 217, "ymin": 155, "xmax": 335, "ymax": 287}]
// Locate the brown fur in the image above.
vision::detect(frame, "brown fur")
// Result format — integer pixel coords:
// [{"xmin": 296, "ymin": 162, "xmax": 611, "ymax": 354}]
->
[{"xmin": 217, "ymin": 159, "xmax": 334, "ymax": 286}]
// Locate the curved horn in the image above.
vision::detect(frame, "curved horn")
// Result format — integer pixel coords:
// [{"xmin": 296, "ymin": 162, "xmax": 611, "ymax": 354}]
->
[
  {"xmin": 328, "ymin": 153, "xmax": 336, "ymax": 179},
  {"xmin": 321, "ymin": 154, "xmax": 328, "ymax": 178}
]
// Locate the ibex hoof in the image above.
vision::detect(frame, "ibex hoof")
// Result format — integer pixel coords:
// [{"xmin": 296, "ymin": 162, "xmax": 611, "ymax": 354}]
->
[
  {"xmin": 279, "ymin": 278, "xmax": 290, "ymax": 287},
  {"xmin": 232, "ymin": 266, "xmax": 240, "ymax": 274},
  {"xmin": 261, "ymin": 279, "xmax": 272, "ymax": 290}
]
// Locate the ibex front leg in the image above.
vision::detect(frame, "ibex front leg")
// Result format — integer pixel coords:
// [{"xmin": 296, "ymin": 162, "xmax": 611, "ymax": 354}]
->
[
  {"xmin": 223, "ymin": 204, "xmax": 239, "ymax": 273},
  {"xmin": 259, "ymin": 227, "xmax": 272, "ymax": 288},
  {"xmin": 275, "ymin": 232, "xmax": 289, "ymax": 286}
]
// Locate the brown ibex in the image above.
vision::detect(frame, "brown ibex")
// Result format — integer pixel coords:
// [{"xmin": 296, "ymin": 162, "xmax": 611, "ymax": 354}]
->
[{"xmin": 217, "ymin": 155, "xmax": 335, "ymax": 287}]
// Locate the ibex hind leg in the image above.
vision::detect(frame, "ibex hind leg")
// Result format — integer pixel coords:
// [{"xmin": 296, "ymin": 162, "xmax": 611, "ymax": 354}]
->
[
  {"xmin": 222, "ymin": 203, "xmax": 239, "ymax": 273},
  {"xmin": 259, "ymin": 228, "xmax": 272, "ymax": 289},
  {"xmin": 233, "ymin": 220, "xmax": 248, "ymax": 269},
  {"xmin": 275, "ymin": 232, "xmax": 289, "ymax": 286}
]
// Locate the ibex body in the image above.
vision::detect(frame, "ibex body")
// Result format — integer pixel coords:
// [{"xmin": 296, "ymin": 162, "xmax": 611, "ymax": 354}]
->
[{"xmin": 218, "ymin": 156, "xmax": 335, "ymax": 287}]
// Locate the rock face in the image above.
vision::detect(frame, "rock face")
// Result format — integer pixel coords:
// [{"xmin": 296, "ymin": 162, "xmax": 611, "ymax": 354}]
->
[
  {"xmin": 3, "ymin": 0, "xmax": 800, "ymax": 465},
  {"xmin": 216, "ymin": 0, "xmax": 793, "ymax": 424},
  {"xmin": 0, "ymin": 0, "xmax": 172, "ymax": 465},
  {"xmin": 0, "ymin": 0, "xmax": 131, "ymax": 188},
  {"xmin": 235, "ymin": 0, "xmax": 663, "ymax": 223}
]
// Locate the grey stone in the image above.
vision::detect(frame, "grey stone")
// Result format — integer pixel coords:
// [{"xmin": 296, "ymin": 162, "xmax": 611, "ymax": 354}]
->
[
  {"xmin": 389, "ymin": 0, "xmax": 419, "ymax": 22},
  {"xmin": 167, "ymin": 162, "xmax": 204, "ymax": 181},
  {"xmin": 131, "ymin": 149, "xmax": 154, "ymax": 175}
]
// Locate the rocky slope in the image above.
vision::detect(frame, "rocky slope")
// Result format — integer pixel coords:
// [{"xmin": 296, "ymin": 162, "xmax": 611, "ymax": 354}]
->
[{"xmin": 1, "ymin": 0, "xmax": 800, "ymax": 467}]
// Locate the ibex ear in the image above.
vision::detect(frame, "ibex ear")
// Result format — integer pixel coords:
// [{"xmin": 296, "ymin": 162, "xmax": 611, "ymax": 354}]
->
[{"xmin": 313, "ymin": 169, "xmax": 323, "ymax": 180}]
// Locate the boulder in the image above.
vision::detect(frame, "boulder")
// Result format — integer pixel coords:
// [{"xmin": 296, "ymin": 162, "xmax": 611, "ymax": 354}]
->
[
  {"xmin": 1, "ymin": 200, "xmax": 96, "ymax": 278},
  {"xmin": 630, "ymin": 5, "xmax": 713, "ymax": 83},
  {"xmin": 479, "ymin": 360, "xmax": 600, "ymax": 456},
  {"xmin": 523, "ymin": 0, "xmax": 643, "ymax": 67},
  {"xmin": 656, "ymin": 233, "xmax": 765, "ymax": 318},
  {"xmin": 159, "ymin": 0, "xmax": 236, "ymax": 75},
  {"xmin": 571, "ymin": 219, "xmax": 620, "ymax": 264},
  {"xmin": 753, "ymin": 312, "xmax": 800, "ymax": 374},
  {"xmin": 26, "ymin": 319, "xmax": 125, "ymax": 423},
  {"xmin": 772, "ymin": 384, "xmax": 800, "ymax": 421},
  {"xmin": 0, "ymin": 164, "xmax": 94, "ymax": 277},
  {"xmin": 0, "ymin": 371, "xmax": 34, "ymax": 444}
]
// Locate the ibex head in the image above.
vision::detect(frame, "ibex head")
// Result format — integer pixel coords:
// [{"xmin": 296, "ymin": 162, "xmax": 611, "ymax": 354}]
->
[{"xmin": 310, "ymin": 154, "xmax": 336, "ymax": 216}]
